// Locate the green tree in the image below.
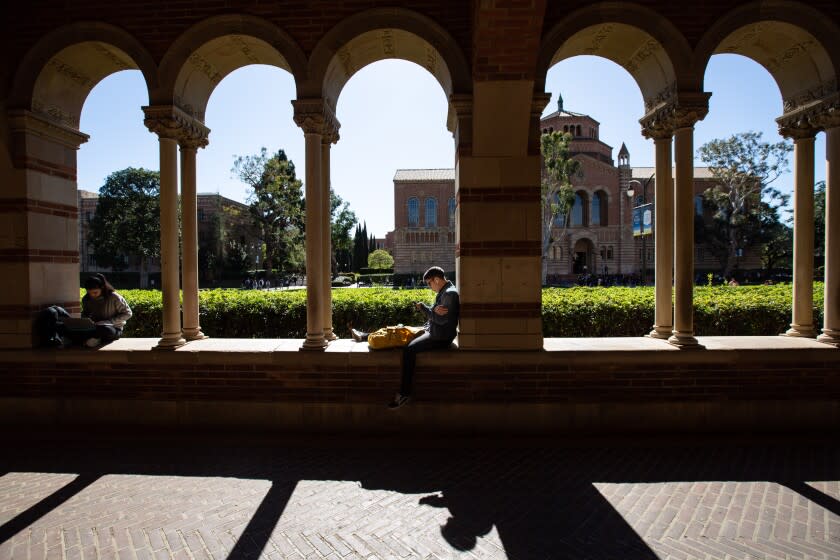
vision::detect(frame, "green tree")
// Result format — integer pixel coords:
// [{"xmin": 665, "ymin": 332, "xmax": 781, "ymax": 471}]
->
[
  {"xmin": 352, "ymin": 222, "xmax": 370, "ymax": 272},
  {"xmin": 697, "ymin": 131, "xmax": 792, "ymax": 277},
  {"xmin": 331, "ymin": 189, "xmax": 357, "ymax": 273},
  {"xmin": 815, "ymin": 181, "xmax": 826, "ymax": 267},
  {"xmin": 88, "ymin": 167, "xmax": 160, "ymax": 287},
  {"xmin": 541, "ymin": 131, "xmax": 580, "ymax": 284},
  {"xmin": 368, "ymin": 249, "xmax": 394, "ymax": 270},
  {"xmin": 232, "ymin": 148, "xmax": 305, "ymax": 274},
  {"xmin": 761, "ymin": 220, "xmax": 793, "ymax": 273}
]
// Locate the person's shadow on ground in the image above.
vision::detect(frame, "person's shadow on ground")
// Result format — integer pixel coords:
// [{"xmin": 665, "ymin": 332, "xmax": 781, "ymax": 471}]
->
[{"xmin": 1, "ymin": 437, "xmax": 838, "ymax": 560}]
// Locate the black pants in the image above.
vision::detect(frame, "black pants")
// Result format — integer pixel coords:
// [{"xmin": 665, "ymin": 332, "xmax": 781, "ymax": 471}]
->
[
  {"xmin": 400, "ymin": 332, "xmax": 453, "ymax": 396},
  {"xmin": 59, "ymin": 324, "xmax": 122, "ymax": 346}
]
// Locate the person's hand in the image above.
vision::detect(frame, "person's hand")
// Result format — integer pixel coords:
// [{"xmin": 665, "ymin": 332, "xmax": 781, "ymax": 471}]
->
[{"xmin": 434, "ymin": 305, "xmax": 449, "ymax": 316}]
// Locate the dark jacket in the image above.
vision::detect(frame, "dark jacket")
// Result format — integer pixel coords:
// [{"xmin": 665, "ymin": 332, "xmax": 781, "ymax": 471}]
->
[{"xmin": 419, "ymin": 280, "xmax": 460, "ymax": 341}]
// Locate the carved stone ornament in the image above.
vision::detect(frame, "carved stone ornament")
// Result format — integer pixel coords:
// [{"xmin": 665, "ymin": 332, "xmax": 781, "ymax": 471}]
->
[
  {"xmin": 143, "ymin": 105, "xmax": 210, "ymax": 146},
  {"xmin": 783, "ymin": 78, "xmax": 837, "ymax": 114},
  {"xmin": 292, "ymin": 98, "xmax": 340, "ymax": 139},
  {"xmin": 776, "ymin": 115, "xmax": 818, "ymax": 140},
  {"xmin": 812, "ymin": 103, "xmax": 840, "ymax": 131},
  {"xmin": 639, "ymin": 92, "xmax": 711, "ymax": 139},
  {"xmin": 7, "ymin": 109, "xmax": 90, "ymax": 149}
]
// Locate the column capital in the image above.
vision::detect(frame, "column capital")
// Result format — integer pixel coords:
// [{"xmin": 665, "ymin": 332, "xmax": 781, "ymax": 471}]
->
[
  {"xmin": 813, "ymin": 104, "xmax": 840, "ymax": 131},
  {"xmin": 777, "ymin": 114, "xmax": 819, "ymax": 140},
  {"xmin": 639, "ymin": 92, "xmax": 710, "ymax": 138},
  {"xmin": 143, "ymin": 105, "xmax": 210, "ymax": 147},
  {"xmin": 292, "ymin": 98, "xmax": 340, "ymax": 138},
  {"xmin": 7, "ymin": 109, "xmax": 89, "ymax": 149}
]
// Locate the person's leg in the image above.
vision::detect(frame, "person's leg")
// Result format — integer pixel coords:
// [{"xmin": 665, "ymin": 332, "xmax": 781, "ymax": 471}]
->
[
  {"xmin": 96, "ymin": 324, "xmax": 120, "ymax": 344},
  {"xmin": 399, "ymin": 333, "xmax": 451, "ymax": 397}
]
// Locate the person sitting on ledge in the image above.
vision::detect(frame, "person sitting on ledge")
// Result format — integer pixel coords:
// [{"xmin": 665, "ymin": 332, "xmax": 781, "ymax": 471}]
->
[
  {"xmin": 72, "ymin": 274, "xmax": 133, "ymax": 348},
  {"xmin": 351, "ymin": 266, "xmax": 460, "ymax": 410}
]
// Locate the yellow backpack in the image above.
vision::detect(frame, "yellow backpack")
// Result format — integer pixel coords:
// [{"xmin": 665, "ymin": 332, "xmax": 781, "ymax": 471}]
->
[{"xmin": 367, "ymin": 325, "xmax": 425, "ymax": 350}]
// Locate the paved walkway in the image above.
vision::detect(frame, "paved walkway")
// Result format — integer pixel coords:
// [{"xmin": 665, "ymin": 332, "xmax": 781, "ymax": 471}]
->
[{"xmin": 0, "ymin": 437, "xmax": 838, "ymax": 559}]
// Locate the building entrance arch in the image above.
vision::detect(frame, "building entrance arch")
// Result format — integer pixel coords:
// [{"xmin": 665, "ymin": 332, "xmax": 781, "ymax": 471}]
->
[{"xmin": 572, "ymin": 238, "xmax": 595, "ymax": 275}]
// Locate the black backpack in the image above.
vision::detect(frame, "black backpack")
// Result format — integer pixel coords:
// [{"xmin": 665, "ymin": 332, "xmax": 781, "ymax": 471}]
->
[{"xmin": 34, "ymin": 305, "xmax": 71, "ymax": 347}]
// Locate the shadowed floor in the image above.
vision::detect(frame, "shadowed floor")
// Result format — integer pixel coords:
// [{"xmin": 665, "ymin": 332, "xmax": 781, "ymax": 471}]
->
[{"xmin": 0, "ymin": 436, "xmax": 838, "ymax": 559}]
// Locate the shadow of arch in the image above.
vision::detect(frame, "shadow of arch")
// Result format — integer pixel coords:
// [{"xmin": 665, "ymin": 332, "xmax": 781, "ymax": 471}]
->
[
  {"xmin": 695, "ymin": 1, "xmax": 840, "ymax": 114},
  {"xmin": 536, "ymin": 3, "xmax": 692, "ymax": 114},
  {"xmin": 8, "ymin": 22, "xmax": 157, "ymax": 129},
  {"xmin": 305, "ymin": 7, "xmax": 471, "ymax": 111},
  {"xmin": 157, "ymin": 14, "xmax": 307, "ymax": 122}
]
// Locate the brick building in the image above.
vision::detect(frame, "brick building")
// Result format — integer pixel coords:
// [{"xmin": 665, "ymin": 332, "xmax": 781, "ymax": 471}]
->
[
  {"xmin": 390, "ymin": 101, "xmax": 762, "ymax": 280},
  {"xmin": 78, "ymin": 190, "xmax": 256, "ymax": 287}
]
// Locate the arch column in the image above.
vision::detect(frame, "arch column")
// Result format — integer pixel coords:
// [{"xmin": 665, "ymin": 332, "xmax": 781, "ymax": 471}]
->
[
  {"xmin": 143, "ymin": 106, "xmax": 198, "ymax": 350},
  {"xmin": 779, "ymin": 121, "xmax": 818, "ymax": 338},
  {"xmin": 453, "ymin": 89, "xmax": 545, "ymax": 350},
  {"xmin": 816, "ymin": 110, "xmax": 840, "ymax": 346},
  {"xmin": 640, "ymin": 117, "xmax": 675, "ymax": 339},
  {"xmin": 293, "ymin": 99, "xmax": 332, "ymax": 350},
  {"xmin": 667, "ymin": 97, "xmax": 709, "ymax": 349},
  {"xmin": 321, "ymin": 123, "xmax": 340, "ymax": 341},
  {"xmin": 1, "ymin": 110, "xmax": 88, "ymax": 348},
  {"xmin": 179, "ymin": 125, "xmax": 210, "ymax": 341}
]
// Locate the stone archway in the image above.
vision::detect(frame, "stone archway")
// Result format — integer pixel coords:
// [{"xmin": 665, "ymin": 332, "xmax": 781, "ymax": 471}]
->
[
  {"xmin": 158, "ymin": 14, "xmax": 307, "ymax": 122},
  {"xmin": 694, "ymin": 2, "xmax": 840, "ymax": 343},
  {"xmin": 2, "ymin": 23, "xmax": 156, "ymax": 348},
  {"xmin": 572, "ymin": 238, "xmax": 595, "ymax": 275},
  {"xmin": 536, "ymin": 3, "xmax": 691, "ymax": 113}
]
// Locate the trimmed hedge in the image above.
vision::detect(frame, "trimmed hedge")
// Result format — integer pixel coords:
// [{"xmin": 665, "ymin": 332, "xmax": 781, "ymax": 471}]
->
[{"xmin": 100, "ymin": 284, "xmax": 824, "ymax": 339}]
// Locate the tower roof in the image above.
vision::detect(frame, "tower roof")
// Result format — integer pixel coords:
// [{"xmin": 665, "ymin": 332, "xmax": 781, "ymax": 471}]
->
[{"xmin": 618, "ymin": 142, "xmax": 629, "ymax": 156}]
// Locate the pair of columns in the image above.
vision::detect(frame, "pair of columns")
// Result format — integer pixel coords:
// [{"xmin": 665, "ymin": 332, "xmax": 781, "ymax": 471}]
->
[
  {"xmin": 144, "ymin": 101, "xmax": 340, "ymax": 351},
  {"xmin": 781, "ymin": 109, "xmax": 840, "ymax": 345},
  {"xmin": 640, "ymin": 98, "xmax": 709, "ymax": 348},
  {"xmin": 142, "ymin": 106, "xmax": 208, "ymax": 349},
  {"xmin": 293, "ymin": 99, "xmax": 340, "ymax": 350}
]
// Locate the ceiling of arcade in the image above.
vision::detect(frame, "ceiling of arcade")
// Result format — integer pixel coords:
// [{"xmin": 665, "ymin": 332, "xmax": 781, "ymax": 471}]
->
[{"xmin": 3, "ymin": 1, "xmax": 840, "ymax": 129}]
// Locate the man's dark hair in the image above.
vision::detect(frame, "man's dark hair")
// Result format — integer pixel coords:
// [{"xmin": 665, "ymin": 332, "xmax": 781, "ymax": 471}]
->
[{"xmin": 422, "ymin": 266, "xmax": 446, "ymax": 282}]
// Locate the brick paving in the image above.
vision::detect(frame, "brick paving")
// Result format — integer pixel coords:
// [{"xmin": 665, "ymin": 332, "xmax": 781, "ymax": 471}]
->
[{"xmin": 0, "ymin": 437, "xmax": 838, "ymax": 559}]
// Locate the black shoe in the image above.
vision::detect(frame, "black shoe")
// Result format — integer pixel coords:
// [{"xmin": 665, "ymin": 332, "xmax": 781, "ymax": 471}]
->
[
  {"xmin": 387, "ymin": 394, "xmax": 411, "ymax": 410},
  {"xmin": 351, "ymin": 328, "xmax": 368, "ymax": 342}
]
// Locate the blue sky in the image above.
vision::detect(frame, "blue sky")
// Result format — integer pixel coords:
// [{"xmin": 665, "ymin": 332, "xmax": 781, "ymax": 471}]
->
[{"xmin": 78, "ymin": 54, "xmax": 824, "ymax": 237}]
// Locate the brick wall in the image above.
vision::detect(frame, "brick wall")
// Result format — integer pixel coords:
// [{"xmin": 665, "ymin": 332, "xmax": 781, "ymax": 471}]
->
[{"xmin": 1, "ymin": 340, "xmax": 838, "ymax": 433}]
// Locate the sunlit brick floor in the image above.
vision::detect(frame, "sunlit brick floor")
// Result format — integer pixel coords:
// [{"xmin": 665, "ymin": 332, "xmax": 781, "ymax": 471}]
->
[{"xmin": 0, "ymin": 436, "xmax": 838, "ymax": 559}]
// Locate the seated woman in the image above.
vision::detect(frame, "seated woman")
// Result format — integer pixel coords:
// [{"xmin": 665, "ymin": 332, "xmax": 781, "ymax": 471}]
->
[{"xmin": 75, "ymin": 274, "xmax": 133, "ymax": 348}]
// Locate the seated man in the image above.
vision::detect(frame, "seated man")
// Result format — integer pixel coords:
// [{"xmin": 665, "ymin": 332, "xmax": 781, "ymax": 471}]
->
[{"xmin": 352, "ymin": 266, "xmax": 459, "ymax": 409}]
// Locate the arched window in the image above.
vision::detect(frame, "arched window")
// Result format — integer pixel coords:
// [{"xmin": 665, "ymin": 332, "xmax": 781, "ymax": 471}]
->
[
  {"xmin": 695, "ymin": 195, "xmax": 704, "ymax": 216},
  {"xmin": 571, "ymin": 193, "xmax": 585, "ymax": 226},
  {"xmin": 425, "ymin": 197, "xmax": 437, "ymax": 228},
  {"xmin": 408, "ymin": 197, "xmax": 419, "ymax": 227},
  {"xmin": 448, "ymin": 197, "xmax": 456, "ymax": 226},
  {"xmin": 592, "ymin": 191, "xmax": 608, "ymax": 226},
  {"xmin": 576, "ymin": 125, "xmax": 582, "ymax": 136}
]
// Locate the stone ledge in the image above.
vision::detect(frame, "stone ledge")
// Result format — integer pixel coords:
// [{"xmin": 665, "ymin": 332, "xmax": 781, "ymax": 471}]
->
[{"xmin": 1, "ymin": 336, "xmax": 838, "ymax": 435}]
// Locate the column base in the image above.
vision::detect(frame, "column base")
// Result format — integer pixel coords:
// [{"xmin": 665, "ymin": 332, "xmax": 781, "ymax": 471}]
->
[
  {"xmin": 154, "ymin": 334, "xmax": 187, "ymax": 350},
  {"xmin": 667, "ymin": 332, "xmax": 704, "ymax": 349},
  {"xmin": 647, "ymin": 326, "xmax": 672, "ymax": 339},
  {"xmin": 783, "ymin": 324, "xmax": 817, "ymax": 338},
  {"xmin": 816, "ymin": 329, "xmax": 840, "ymax": 346},
  {"xmin": 301, "ymin": 334, "xmax": 328, "ymax": 351},
  {"xmin": 183, "ymin": 328, "xmax": 208, "ymax": 341}
]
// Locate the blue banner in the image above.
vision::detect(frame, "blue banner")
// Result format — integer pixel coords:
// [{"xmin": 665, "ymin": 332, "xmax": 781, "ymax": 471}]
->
[{"xmin": 633, "ymin": 203, "xmax": 654, "ymax": 236}]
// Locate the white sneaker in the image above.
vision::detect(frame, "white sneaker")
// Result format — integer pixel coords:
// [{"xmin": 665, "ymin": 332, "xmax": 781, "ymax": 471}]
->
[{"xmin": 84, "ymin": 337, "xmax": 101, "ymax": 348}]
